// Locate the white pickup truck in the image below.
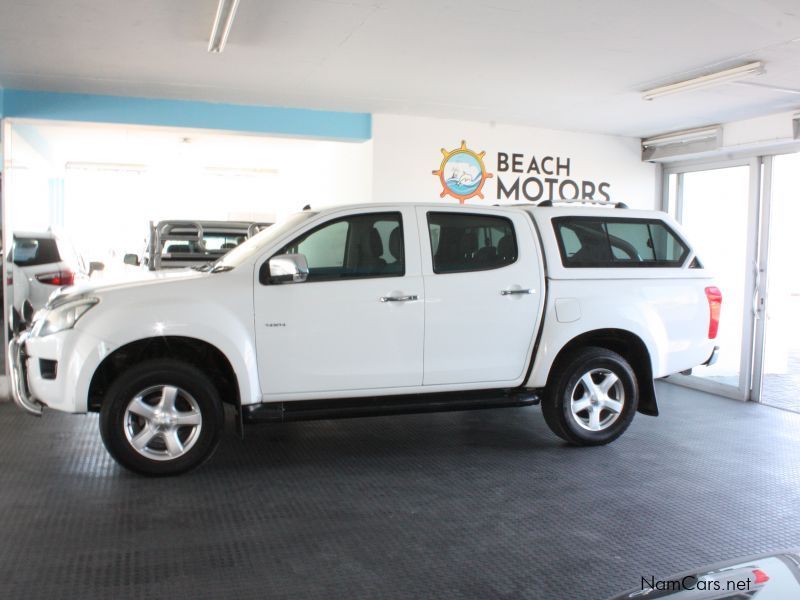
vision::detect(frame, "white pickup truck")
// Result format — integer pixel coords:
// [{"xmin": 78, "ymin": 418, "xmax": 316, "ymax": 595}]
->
[{"xmin": 9, "ymin": 202, "xmax": 721, "ymax": 476}]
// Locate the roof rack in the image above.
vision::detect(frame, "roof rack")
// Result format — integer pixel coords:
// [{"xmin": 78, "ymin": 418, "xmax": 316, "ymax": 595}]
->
[
  {"xmin": 145, "ymin": 220, "xmax": 270, "ymax": 271},
  {"xmin": 537, "ymin": 198, "xmax": 628, "ymax": 209},
  {"xmin": 148, "ymin": 221, "xmax": 205, "ymax": 271}
]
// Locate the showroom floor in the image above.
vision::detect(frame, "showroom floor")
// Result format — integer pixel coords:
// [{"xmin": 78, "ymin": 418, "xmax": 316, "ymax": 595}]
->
[
  {"xmin": 1, "ymin": 383, "xmax": 799, "ymax": 600},
  {"xmin": 762, "ymin": 350, "xmax": 800, "ymax": 413}
]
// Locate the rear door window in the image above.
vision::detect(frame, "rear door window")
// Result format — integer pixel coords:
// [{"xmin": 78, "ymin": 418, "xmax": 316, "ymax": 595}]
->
[
  {"xmin": 427, "ymin": 212, "xmax": 517, "ymax": 274},
  {"xmin": 553, "ymin": 217, "xmax": 689, "ymax": 268}
]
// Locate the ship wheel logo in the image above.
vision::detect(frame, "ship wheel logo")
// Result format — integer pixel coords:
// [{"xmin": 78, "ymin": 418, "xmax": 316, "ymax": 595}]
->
[{"xmin": 432, "ymin": 140, "xmax": 493, "ymax": 203}]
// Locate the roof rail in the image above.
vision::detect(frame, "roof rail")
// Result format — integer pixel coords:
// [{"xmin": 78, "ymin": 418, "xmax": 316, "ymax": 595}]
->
[{"xmin": 537, "ymin": 198, "xmax": 628, "ymax": 209}]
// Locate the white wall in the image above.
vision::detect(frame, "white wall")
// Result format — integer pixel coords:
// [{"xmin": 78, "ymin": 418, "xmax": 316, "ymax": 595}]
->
[{"xmin": 371, "ymin": 114, "xmax": 657, "ymax": 209}]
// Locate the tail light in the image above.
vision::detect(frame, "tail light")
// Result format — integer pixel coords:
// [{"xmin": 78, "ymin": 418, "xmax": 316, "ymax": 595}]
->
[
  {"xmin": 705, "ymin": 286, "xmax": 722, "ymax": 339},
  {"xmin": 752, "ymin": 569, "xmax": 769, "ymax": 585},
  {"xmin": 35, "ymin": 270, "xmax": 75, "ymax": 286},
  {"xmin": 6, "ymin": 273, "xmax": 12, "ymax": 285}
]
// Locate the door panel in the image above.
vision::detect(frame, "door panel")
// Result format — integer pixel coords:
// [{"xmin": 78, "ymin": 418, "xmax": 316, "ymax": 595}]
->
[
  {"xmin": 417, "ymin": 207, "xmax": 544, "ymax": 386},
  {"xmin": 254, "ymin": 207, "xmax": 424, "ymax": 397}
]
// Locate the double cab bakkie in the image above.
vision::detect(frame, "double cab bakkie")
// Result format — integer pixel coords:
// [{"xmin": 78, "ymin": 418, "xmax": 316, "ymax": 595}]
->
[{"xmin": 9, "ymin": 202, "xmax": 721, "ymax": 475}]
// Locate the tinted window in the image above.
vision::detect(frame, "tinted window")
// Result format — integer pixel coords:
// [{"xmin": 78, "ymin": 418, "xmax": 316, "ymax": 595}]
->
[
  {"xmin": 12, "ymin": 237, "xmax": 61, "ymax": 266},
  {"xmin": 427, "ymin": 212, "xmax": 517, "ymax": 274},
  {"xmin": 278, "ymin": 212, "xmax": 404, "ymax": 281},
  {"xmin": 553, "ymin": 217, "xmax": 689, "ymax": 268}
]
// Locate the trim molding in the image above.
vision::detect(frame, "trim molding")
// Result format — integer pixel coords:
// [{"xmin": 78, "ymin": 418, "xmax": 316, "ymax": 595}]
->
[{"xmin": 0, "ymin": 89, "xmax": 371, "ymax": 141}]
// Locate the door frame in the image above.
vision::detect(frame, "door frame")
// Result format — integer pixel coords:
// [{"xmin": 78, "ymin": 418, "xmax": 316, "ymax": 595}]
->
[{"xmin": 660, "ymin": 157, "xmax": 762, "ymax": 401}]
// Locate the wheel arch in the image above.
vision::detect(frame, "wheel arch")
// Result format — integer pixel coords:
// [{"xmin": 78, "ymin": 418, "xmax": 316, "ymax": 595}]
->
[
  {"xmin": 88, "ymin": 336, "xmax": 242, "ymax": 422},
  {"xmin": 544, "ymin": 328, "xmax": 658, "ymax": 416}
]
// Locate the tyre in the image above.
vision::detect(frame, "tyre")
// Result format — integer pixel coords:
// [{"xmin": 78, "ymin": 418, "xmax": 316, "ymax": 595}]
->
[
  {"xmin": 10, "ymin": 307, "xmax": 24, "ymax": 335},
  {"xmin": 541, "ymin": 346, "xmax": 638, "ymax": 446},
  {"xmin": 99, "ymin": 359, "xmax": 224, "ymax": 476}
]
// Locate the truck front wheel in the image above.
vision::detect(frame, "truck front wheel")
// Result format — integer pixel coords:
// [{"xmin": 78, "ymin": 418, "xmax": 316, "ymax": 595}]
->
[
  {"xmin": 99, "ymin": 359, "xmax": 224, "ymax": 476},
  {"xmin": 541, "ymin": 347, "xmax": 638, "ymax": 445}
]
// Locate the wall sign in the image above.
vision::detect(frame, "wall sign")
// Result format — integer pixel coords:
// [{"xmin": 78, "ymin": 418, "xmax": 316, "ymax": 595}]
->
[
  {"xmin": 433, "ymin": 140, "xmax": 612, "ymax": 203},
  {"xmin": 431, "ymin": 140, "xmax": 493, "ymax": 204}
]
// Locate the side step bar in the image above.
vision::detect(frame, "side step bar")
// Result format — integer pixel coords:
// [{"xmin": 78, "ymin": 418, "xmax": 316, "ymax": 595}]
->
[{"xmin": 243, "ymin": 389, "xmax": 540, "ymax": 424}]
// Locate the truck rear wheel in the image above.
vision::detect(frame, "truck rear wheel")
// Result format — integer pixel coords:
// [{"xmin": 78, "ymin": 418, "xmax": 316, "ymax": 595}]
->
[
  {"xmin": 541, "ymin": 347, "xmax": 638, "ymax": 446},
  {"xmin": 99, "ymin": 359, "xmax": 224, "ymax": 476}
]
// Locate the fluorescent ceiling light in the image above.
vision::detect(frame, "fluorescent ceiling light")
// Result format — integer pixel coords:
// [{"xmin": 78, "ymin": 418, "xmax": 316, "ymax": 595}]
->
[
  {"xmin": 642, "ymin": 61, "xmax": 765, "ymax": 101},
  {"xmin": 204, "ymin": 166, "xmax": 279, "ymax": 176},
  {"xmin": 65, "ymin": 162, "xmax": 147, "ymax": 172},
  {"xmin": 208, "ymin": 0, "xmax": 240, "ymax": 53},
  {"xmin": 641, "ymin": 126, "xmax": 721, "ymax": 148}
]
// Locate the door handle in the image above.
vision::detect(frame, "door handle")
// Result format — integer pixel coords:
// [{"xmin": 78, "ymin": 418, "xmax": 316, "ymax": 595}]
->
[
  {"xmin": 752, "ymin": 261, "xmax": 762, "ymax": 319},
  {"xmin": 501, "ymin": 288, "xmax": 533, "ymax": 296},
  {"xmin": 380, "ymin": 295, "xmax": 418, "ymax": 302}
]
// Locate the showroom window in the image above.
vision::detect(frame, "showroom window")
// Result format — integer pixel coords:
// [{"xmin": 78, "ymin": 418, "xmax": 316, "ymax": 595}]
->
[
  {"xmin": 553, "ymin": 217, "xmax": 688, "ymax": 268},
  {"xmin": 279, "ymin": 212, "xmax": 404, "ymax": 281},
  {"xmin": 427, "ymin": 212, "xmax": 517, "ymax": 274}
]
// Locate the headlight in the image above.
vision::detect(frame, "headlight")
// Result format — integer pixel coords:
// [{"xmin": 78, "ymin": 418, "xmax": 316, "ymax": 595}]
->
[{"xmin": 32, "ymin": 297, "xmax": 99, "ymax": 337}]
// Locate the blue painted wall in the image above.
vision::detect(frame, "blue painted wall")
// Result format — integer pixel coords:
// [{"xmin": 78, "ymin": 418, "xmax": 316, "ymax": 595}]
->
[{"xmin": 0, "ymin": 89, "xmax": 371, "ymax": 141}]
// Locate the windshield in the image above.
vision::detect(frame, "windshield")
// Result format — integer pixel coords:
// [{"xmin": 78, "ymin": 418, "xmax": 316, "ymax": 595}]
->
[{"xmin": 213, "ymin": 212, "xmax": 317, "ymax": 270}]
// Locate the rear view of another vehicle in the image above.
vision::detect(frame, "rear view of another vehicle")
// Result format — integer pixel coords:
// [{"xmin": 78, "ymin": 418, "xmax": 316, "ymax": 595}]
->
[
  {"xmin": 7, "ymin": 233, "xmax": 86, "ymax": 330},
  {"xmin": 125, "ymin": 220, "xmax": 272, "ymax": 271}
]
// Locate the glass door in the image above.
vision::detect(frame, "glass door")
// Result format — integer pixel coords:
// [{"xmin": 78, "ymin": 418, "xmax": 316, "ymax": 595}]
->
[
  {"xmin": 754, "ymin": 152, "xmax": 800, "ymax": 411},
  {"xmin": 663, "ymin": 160, "xmax": 761, "ymax": 400}
]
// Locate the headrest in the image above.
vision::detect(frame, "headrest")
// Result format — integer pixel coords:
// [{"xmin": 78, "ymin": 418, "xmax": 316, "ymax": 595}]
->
[
  {"xmin": 497, "ymin": 235, "xmax": 515, "ymax": 260},
  {"xmin": 459, "ymin": 230, "xmax": 478, "ymax": 254},
  {"xmin": 389, "ymin": 226, "xmax": 403, "ymax": 260},
  {"xmin": 369, "ymin": 228, "xmax": 383, "ymax": 256}
]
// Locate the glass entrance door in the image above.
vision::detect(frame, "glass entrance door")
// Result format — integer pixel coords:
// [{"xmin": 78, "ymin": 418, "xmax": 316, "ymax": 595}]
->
[
  {"xmin": 755, "ymin": 153, "xmax": 800, "ymax": 411},
  {"xmin": 664, "ymin": 160, "xmax": 761, "ymax": 400}
]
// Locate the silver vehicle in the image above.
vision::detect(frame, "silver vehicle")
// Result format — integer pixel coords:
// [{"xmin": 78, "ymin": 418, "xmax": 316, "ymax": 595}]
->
[{"xmin": 124, "ymin": 220, "xmax": 271, "ymax": 271}]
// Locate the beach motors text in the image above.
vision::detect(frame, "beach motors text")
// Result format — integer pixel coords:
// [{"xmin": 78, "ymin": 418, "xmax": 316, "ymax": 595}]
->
[{"xmin": 496, "ymin": 152, "xmax": 611, "ymax": 202}]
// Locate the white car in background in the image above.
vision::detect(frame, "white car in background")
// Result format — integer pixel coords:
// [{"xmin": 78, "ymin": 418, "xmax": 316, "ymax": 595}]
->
[{"xmin": 7, "ymin": 232, "xmax": 94, "ymax": 330}]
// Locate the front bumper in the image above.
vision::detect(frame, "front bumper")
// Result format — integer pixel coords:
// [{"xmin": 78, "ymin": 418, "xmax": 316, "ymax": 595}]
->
[{"xmin": 8, "ymin": 333, "xmax": 44, "ymax": 416}]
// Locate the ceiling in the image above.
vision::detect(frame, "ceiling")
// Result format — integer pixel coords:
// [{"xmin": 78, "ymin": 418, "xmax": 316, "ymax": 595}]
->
[{"xmin": 1, "ymin": 0, "xmax": 799, "ymax": 137}]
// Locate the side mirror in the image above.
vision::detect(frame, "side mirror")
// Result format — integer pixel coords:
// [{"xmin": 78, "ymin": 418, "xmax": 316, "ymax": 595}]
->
[
  {"xmin": 261, "ymin": 254, "xmax": 309, "ymax": 285},
  {"xmin": 123, "ymin": 254, "xmax": 140, "ymax": 266},
  {"xmin": 89, "ymin": 261, "xmax": 105, "ymax": 275}
]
